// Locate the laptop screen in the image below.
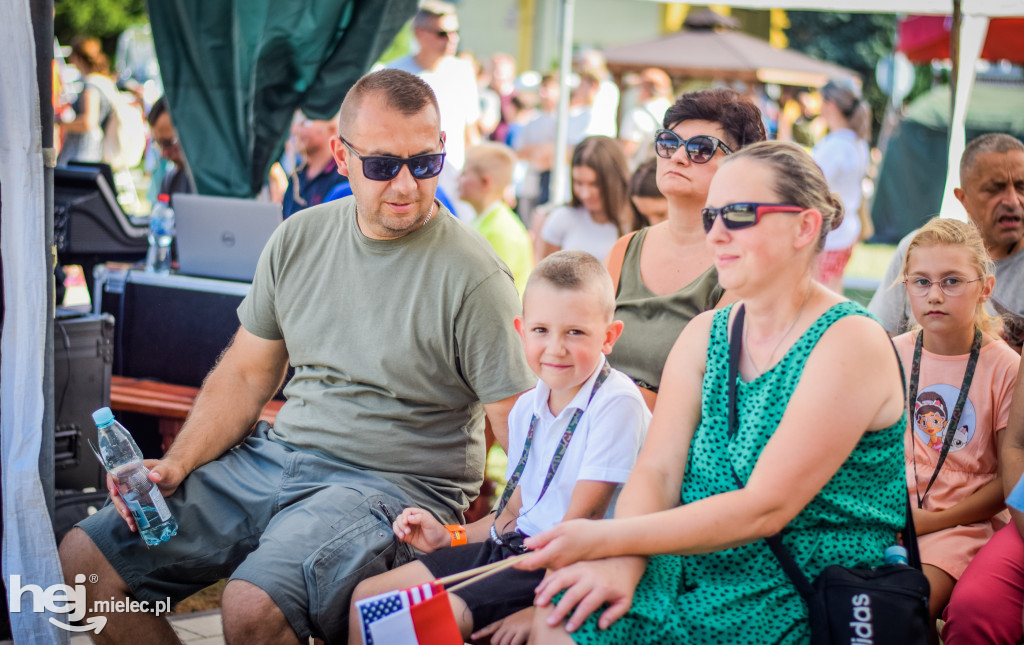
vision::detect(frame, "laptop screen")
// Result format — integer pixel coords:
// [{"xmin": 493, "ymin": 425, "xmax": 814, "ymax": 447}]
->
[{"xmin": 172, "ymin": 194, "xmax": 283, "ymax": 282}]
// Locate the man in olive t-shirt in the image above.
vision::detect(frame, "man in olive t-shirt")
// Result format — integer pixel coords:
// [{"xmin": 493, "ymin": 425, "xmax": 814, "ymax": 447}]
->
[{"xmin": 61, "ymin": 69, "xmax": 533, "ymax": 644}]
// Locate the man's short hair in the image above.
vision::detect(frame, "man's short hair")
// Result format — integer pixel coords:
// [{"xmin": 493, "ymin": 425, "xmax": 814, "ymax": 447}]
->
[
  {"xmin": 640, "ymin": 68, "xmax": 672, "ymax": 99},
  {"xmin": 465, "ymin": 142, "xmax": 516, "ymax": 192},
  {"xmin": 526, "ymin": 250, "xmax": 616, "ymax": 319},
  {"xmin": 960, "ymin": 133, "xmax": 1024, "ymax": 186},
  {"xmin": 148, "ymin": 96, "xmax": 168, "ymax": 128},
  {"xmin": 338, "ymin": 69, "xmax": 440, "ymax": 136},
  {"xmin": 413, "ymin": 0, "xmax": 456, "ymax": 28},
  {"xmin": 573, "ymin": 49, "xmax": 609, "ymax": 83}
]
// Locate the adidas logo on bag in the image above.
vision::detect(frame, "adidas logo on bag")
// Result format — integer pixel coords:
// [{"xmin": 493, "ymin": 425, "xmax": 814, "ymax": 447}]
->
[{"xmin": 849, "ymin": 594, "xmax": 874, "ymax": 644}]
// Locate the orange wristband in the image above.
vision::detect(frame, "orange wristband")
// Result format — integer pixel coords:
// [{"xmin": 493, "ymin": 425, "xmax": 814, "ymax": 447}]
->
[{"xmin": 444, "ymin": 524, "xmax": 467, "ymax": 547}]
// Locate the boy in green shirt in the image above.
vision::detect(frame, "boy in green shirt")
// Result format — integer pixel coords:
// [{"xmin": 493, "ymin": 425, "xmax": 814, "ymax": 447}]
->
[{"xmin": 458, "ymin": 142, "xmax": 534, "ymax": 294}]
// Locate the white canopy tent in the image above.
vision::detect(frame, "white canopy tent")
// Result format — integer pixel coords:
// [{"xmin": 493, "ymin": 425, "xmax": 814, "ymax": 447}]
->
[
  {"xmin": 549, "ymin": 0, "xmax": 1017, "ymax": 215},
  {"xmin": 0, "ymin": 0, "xmax": 65, "ymax": 642}
]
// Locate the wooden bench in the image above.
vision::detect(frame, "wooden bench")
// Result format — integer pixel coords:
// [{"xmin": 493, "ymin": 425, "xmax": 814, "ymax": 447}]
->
[{"xmin": 110, "ymin": 375, "xmax": 283, "ymax": 453}]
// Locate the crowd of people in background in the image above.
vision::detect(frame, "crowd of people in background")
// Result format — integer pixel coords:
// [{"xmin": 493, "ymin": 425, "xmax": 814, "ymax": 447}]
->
[{"xmin": 54, "ymin": 0, "xmax": 878, "ymax": 296}]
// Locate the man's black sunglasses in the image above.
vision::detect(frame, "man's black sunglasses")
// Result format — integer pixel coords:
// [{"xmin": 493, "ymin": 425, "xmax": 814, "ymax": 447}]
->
[
  {"xmin": 654, "ymin": 130, "xmax": 733, "ymax": 164},
  {"xmin": 339, "ymin": 136, "xmax": 446, "ymax": 181},
  {"xmin": 700, "ymin": 202, "xmax": 805, "ymax": 234}
]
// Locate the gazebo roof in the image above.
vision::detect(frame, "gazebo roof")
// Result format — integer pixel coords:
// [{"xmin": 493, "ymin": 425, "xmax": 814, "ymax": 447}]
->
[{"xmin": 603, "ymin": 24, "xmax": 860, "ymax": 88}]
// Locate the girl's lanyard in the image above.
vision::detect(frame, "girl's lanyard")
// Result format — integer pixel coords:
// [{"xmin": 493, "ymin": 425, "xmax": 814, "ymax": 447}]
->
[
  {"xmin": 908, "ymin": 328, "xmax": 982, "ymax": 509},
  {"xmin": 490, "ymin": 361, "xmax": 611, "ymax": 543}
]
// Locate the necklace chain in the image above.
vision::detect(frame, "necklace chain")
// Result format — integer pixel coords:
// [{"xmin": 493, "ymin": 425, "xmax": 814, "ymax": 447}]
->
[
  {"xmin": 354, "ymin": 201, "xmax": 436, "ymax": 226},
  {"xmin": 743, "ymin": 287, "xmax": 812, "ymax": 376}
]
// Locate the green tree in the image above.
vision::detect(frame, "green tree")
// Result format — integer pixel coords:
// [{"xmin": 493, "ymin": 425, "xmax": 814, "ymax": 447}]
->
[
  {"xmin": 54, "ymin": 0, "xmax": 148, "ymax": 54},
  {"xmin": 785, "ymin": 11, "xmax": 898, "ymax": 142}
]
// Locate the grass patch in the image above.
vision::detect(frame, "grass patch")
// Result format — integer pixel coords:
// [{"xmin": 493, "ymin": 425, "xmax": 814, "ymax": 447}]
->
[
  {"xmin": 847, "ymin": 242, "xmax": 897, "ymax": 280},
  {"xmin": 486, "ymin": 443, "xmax": 510, "ymax": 506},
  {"xmin": 843, "ymin": 242, "xmax": 898, "ymax": 306}
]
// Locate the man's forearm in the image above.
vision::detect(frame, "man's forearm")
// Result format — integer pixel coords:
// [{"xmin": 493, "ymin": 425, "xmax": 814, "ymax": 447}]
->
[
  {"xmin": 163, "ymin": 375, "xmax": 273, "ymax": 473},
  {"xmin": 483, "ymin": 392, "xmax": 525, "ymax": 454}
]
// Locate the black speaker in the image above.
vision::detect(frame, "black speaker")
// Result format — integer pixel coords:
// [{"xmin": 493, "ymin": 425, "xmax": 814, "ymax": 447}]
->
[
  {"xmin": 53, "ymin": 309, "xmax": 114, "ymax": 490},
  {"xmin": 94, "ymin": 267, "xmax": 247, "ymax": 388}
]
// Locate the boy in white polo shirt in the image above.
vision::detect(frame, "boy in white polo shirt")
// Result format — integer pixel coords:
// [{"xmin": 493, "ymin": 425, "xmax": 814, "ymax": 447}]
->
[{"xmin": 348, "ymin": 250, "xmax": 650, "ymax": 645}]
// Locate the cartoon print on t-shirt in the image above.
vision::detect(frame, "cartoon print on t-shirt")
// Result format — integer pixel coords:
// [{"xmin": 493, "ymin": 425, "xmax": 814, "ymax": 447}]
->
[
  {"xmin": 950, "ymin": 424, "xmax": 970, "ymax": 450},
  {"xmin": 913, "ymin": 386, "xmax": 977, "ymax": 452}
]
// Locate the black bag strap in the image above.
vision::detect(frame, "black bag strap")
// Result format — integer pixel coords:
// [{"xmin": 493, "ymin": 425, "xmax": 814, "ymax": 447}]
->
[
  {"xmin": 891, "ymin": 344, "xmax": 923, "ymax": 571},
  {"xmin": 725, "ymin": 304, "xmax": 923, "ymax": 594}
]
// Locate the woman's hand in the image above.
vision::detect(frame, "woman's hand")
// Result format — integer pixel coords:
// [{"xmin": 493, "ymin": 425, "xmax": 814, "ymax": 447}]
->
[
  {"xmin": 534, "ymin": 556, "xmax": 647, "ymax": 632},
  {"xmin": 470, "ymin": 606, "xmax": 534, "ymax": 645},
  {"xmin": 519, "ymin": 519, "xmax": 608, "ymax": 571},
  {"xmin": 391, "ymin": 507, "xmax": 449, "ymax": 553}
]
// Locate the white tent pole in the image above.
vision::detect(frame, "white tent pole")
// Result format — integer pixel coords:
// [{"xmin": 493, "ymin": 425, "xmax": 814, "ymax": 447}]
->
[
  {"xmin": 551, "ymin": 0, "xmax": 575, "ymax": 206},
  {"xmin": 938, "ymin": 12, "xmax": 989, "ymax": 221}
]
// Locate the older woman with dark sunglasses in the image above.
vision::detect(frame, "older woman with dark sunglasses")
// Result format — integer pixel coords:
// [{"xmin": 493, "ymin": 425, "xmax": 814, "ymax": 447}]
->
[
  {"xmin": 520, "ymin": 141, "xmax": 907, "ymax": 645},
  {"xmin": 604, "ymin": 88, "xmax": 765, "ymax": 410}
]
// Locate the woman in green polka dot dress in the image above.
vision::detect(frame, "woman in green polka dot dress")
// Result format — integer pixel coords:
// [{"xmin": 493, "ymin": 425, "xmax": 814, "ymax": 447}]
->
[{"xmin": 519, "ymin": 141, "xmax": 908, "ymax": 644}]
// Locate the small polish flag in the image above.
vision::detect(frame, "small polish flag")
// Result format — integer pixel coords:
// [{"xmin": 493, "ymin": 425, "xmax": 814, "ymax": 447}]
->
[{"xmin": 356, "ymin": 581, "xmax": 462, "ymax": 645}]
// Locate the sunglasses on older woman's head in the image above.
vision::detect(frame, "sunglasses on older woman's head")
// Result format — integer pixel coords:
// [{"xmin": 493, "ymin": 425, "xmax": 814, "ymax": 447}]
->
[
  {"xmin": 654, "ymin": 130, "xmax": 733, "ymax": 163},
  {"xmin": 338, "ymin": 136, "xmax": 446, "ymax": 181},
  {"xmin": 700, "ymin": 203, "xmax": 805, "ymax": 234}
]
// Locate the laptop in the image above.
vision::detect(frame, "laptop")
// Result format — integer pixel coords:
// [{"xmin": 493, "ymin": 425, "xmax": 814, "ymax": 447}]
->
[{"xmin": 172, "ymin": 194, "xmax": 283, "ymax": 282}]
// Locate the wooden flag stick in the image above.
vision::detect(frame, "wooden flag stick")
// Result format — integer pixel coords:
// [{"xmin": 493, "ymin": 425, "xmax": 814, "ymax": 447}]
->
[
  {"xmin": 447, "ymin": 554, "xmax": 531, "ymax": 593},
  {"xmin": 438, "ymin": 553, "xmax": 532, "ymax": 591},
  {"xmin": 435, "ymin": 559, "xmax": 507, "ymax": 587}
]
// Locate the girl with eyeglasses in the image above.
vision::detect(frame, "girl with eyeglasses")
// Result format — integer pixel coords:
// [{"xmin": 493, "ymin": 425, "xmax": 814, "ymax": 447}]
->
[
  {"xmin": 604, "ymin": 88, "xmax": 765, "ymax": 410},
  {"xmin": 538, "ymin": 136, "xmax": 631, "ymax": 264},
  {"xmin": 518, "ymin": 141, "xmax": 908, "ymax": 645},
  {"xmin": 892, "ymin": 217, "xmax": 1019, "ymax": 639}
]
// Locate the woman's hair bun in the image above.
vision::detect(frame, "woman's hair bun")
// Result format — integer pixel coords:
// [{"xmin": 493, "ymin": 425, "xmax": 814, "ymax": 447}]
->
[{"xmin": 825, "ymin": 192, "xmax": 845, "ymax": 232}]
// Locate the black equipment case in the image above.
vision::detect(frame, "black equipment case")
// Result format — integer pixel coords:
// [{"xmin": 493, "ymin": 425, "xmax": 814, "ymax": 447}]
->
[
  {"xmin": 92, "ymin": 266, "xmax": 249, "ymax": 388},
  {"xmin": 53, "ymin": 308, "xmax": 114, "ymax": 490}
]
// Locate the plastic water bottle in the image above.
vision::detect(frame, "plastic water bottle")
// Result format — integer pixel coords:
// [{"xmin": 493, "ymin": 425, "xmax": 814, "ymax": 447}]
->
[
  {"xmin": 884, "ymin": 545, "xmax": 909, "ymax": 566},
  {"xmin": 92, "ymin": 407, "xmax": 178, "ymax": 546},
  {"xmin": 145, "ymin": 193, "xmax": 175, "ymax": 274}
]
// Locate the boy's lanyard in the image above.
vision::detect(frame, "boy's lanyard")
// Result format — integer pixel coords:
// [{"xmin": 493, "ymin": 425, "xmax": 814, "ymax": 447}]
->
[
  {"xmin": 491, "ymin": 362, "xmax": 611, "ymax": 539},
  {"xmin": 908, "ymin": 328, "xmax": 982, "ymax": 509}
]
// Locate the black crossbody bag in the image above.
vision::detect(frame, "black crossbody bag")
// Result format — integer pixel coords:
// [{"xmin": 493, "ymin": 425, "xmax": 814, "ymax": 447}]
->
[{"xmin": 727, "ymin": 305, "xmax": 930, "ymax": 645}]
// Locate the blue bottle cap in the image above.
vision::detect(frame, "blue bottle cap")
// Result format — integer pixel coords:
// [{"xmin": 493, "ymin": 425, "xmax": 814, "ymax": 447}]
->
[
  {"xmin": 92, "ymin": 407, "xmax": 114, "ymax": 426},
  {"xmin": 885, "ymin": 545, "xmax": 908, "ymax": 560}
]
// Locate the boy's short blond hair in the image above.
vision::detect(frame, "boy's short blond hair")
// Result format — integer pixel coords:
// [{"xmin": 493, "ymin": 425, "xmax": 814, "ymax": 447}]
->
[
  {"xmin": 465, "ymin": 142, "xmax": 517, "ymax": 193},
  {"xmin": 526, "ymin": 250, "xmax": 616, "ymax": 320}
]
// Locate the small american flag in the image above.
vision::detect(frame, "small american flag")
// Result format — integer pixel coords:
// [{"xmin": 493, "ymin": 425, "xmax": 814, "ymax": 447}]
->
[{"xmin": 356, "ymin": 581, "xmax": 461, "ymax": 645}]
